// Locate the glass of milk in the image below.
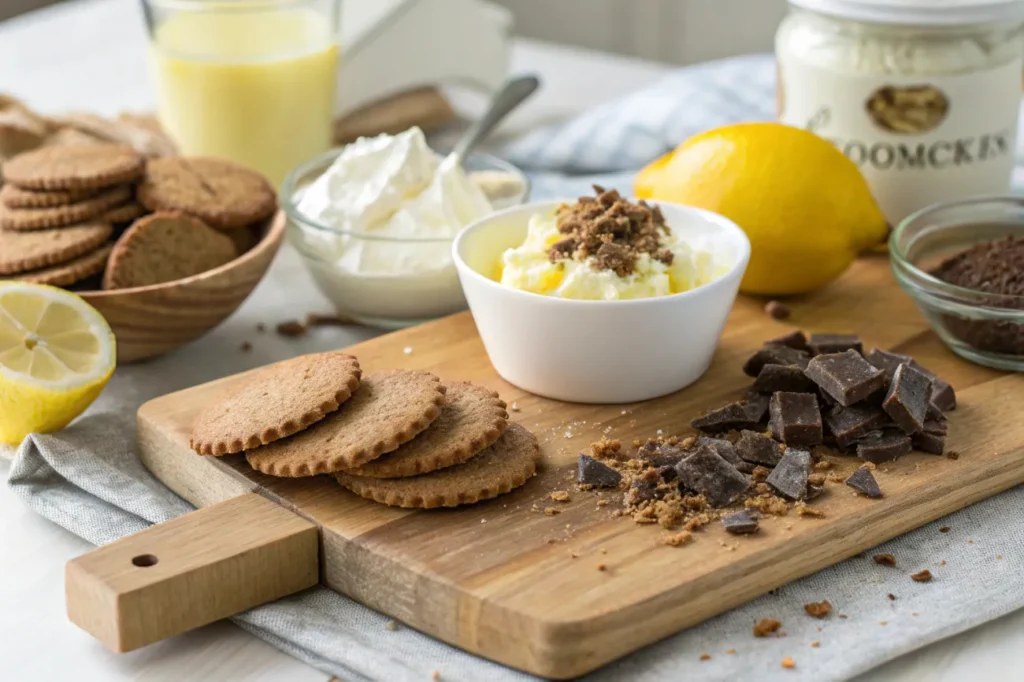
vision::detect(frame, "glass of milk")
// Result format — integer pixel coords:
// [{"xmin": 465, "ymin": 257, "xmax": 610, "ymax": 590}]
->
[{"xmin": 142, "ymin": 0, "xmax": 341, "ymax": 186}]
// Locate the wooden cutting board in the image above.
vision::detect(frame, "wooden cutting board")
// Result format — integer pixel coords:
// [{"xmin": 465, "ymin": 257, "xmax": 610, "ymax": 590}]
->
[{"xmin": 75, "ymin": 256, "xmax": 1024, "ymax": 679}]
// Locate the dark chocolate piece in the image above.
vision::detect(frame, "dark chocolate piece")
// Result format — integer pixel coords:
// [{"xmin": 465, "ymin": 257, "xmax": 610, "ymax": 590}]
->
[
  {"xmin": 743, "ymin": 345, "xmax": 810, "ymax": 377},
  {"xmin": 809, "ymin": 333, "xmax": 863, "ymax": 356},
  {"xmin": 923, "ymin": 418, "xmax": 948, "ymax": 435},
  {"xmin": 697, "ymin": 436, "xmax": 752, "ymax": 473},
  {"xmin": 722, "ymin": 509, "xmax": 760, "ymax": 535},
  {"xmin": 752, "ymin": 364, "xmax": 818, "ymax": 394},
  {"xmin": 627, "ymin": 478, "xmax": 659, "ymax": 503},
  {"xmin": 656, "ymin": 464, "xmax": 678, "ymax": 481},
  {"xmin": 769, "ymin": 392, "xmax": 823, "ymax": 446},
  {"xmin": 735, "ymin": 429, "xmax": 785, "ymax": 466},
  {"xmin": 826, "ymin": 403, "xmax": 890, "ymax": 448},
  {"xmin": 743, "ymin": 392, "xmax": 771, "ymax": 422},
  {"xmin": 866, "ymin": 348, "xmax": 912, "ymax": 383},
  {"xmin": 856, "ymin": 429, "xmax": 913, "ymax": 464},
  {"xmin": 804, "ymin": 350, "xmax": 887, "ymax": 406},
  {"xmin": 674, "ymin": 444, "xmax": 750, "ymax": 508},
  {"xmin": 882, "ymin": 363, "xmax": 932, "ymax": 434},
  {"xmin": 805, "ymin": 483, "xmax": 825, "ymax": 501},
  {"xmin": 930, "ymin": 378, "xmax": 957, "ymax": 412},
  {"xmin": 766, "ymin": 330, "xmax": 809, "ymax": 351},
  {"xmin": 636, "ymin": 441, "xmax": 687, "ymax": 468},
  {"xmin": 926, "ymin": 401, "xmax": 944, "ymax": 421},
  {"xmin": 912, "ymin": 431, "xmax": 946, "ymax": 455},
  {"xmin": 690, "ymin": 402, "xmax": 761, "ymax": 433},
  {"xmin": 845, "ymin": 465, "xmax": 883, "ymax": 498},
  {"xmin": 577, "ymin": 455, "xmax": 622, "ymax": 488},
  {"xmin": 765, "ymin": 448, "xmax": 813, "ymax": 500}
]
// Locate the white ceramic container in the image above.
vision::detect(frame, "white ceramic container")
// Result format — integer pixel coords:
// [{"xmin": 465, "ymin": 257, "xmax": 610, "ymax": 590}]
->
[{"xmin": 453, "ymin": 200, "xmax": 751, "ymax": 403}]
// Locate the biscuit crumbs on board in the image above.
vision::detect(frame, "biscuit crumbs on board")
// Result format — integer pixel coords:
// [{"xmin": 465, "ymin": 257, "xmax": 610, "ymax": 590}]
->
[
  {"xmin": 549, "ymin": 490, "xmax": 571, "ymax": 503},
  {"xmin": 781, "ymin": 657, "xmax": 796, "ymax": 669},
  {"xmin": 804, "ymin": 601, "xmax": 832, "ymax": 618},
  {"xmin": 700, "ymin": 653, "xmax": 712, "ymax": 661},
  {"xmin": 754, "ymin": 618, "xmax": 782, "ymax": 637}
]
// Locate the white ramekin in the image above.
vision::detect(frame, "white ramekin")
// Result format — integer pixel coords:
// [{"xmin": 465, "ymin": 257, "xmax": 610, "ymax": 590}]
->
[{"xmin": 452, "ymin": 199, "xmax": 751, "ymax": 404}]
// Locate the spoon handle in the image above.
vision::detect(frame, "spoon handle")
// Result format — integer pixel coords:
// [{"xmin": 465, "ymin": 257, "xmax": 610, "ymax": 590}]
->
[{"xmin": 452, "ymin": 75, "xmax": 541, "ymax": 161}]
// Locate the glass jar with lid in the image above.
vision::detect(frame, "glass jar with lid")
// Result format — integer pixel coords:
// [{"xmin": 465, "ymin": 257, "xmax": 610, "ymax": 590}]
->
[{"xmin": 776, "ymin": 0, "xmax": 1024, "ymax": 226}]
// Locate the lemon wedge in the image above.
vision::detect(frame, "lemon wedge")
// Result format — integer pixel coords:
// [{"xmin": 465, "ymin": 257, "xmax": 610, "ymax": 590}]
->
[{"xmin": 0, "ymin": 282, "xmax": 115, "ymax": 445}]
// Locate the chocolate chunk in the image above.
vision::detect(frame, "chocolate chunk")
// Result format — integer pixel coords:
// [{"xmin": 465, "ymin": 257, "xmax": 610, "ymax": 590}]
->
[
  {"xmin": 690, "ymin": 402, "xmax": 761, "ymax": 433},
  {"xmin": 804, "ymin": 350, "xmax": 887, "ymax": 406},
  {"xmin": 722, "ymin": 509, "xmax": 760, "ymax": 535},
  {"xmin": 930, "ymin": 377, "xmax": 957, "ymax": 411},
  {"xmin": 809, "ymin": 333, "xmax": 863, "ymax": 356},
  {"xmin": 826, "ymin": 404, "xmax": 890, "ymax": 448},
  {"xmin": 656, "ymin": 464, "xmax": 678, "ymax": 481},
  {"xmin": 923, "ymin": 418, "xmax": 948, "ymax": 435},
  {"xmin": 627, "ymin": 478, "xmax": 659, "ymax": 503},
  {"xmin": 845, "ymin": 465, "xmax": 883, "ymax": 498},
  {"xmin": 637, "ymin": 441, "xmax": 687, "ymax": 468},
  {"xmin": 743, "ymin": 392, "xmax": 771, "ymax": 422},
  {"xmin": 674, "ymin": 444, "xmax": 751, "ymax": 508},
  {"xmin": 767, "ymin": 330, "xmax": 809, "ymax": 351},
  {"xmin": 926, "ymin": 401, "xmax": 944, "ymax": 420},
  {"xmin": 765, "ymin": 448, "xmax": 813, "ymax": 500},
  {"xmin": 857, "ymin": 429, "xmax": 912, "ymax": 464},
  {"xmin": 743, "ymin": 345, "xmax": 810, "ymax": 377},
  {"xmin": 866, "ymin": 348, "xmax": 911, "ymax": 382},
  {"xmin": 769, "ymin": 392, "xmax": 823, "ymax": 446},
  {"xmin": 882, "ymin": 363, "xmax": 932, "ymax": 434},
  {"xmin": 752, "ymin": 364, "xmax": 818, "ymax": 394},
  {"xmin": 697, "ymin": 436, "xmax": 752, "ymax": 473},
  {"xmin": 577, "ymin": 455, "xmax": 622, "ymax": 488},
  {"xmin": 913, "ymin": 431, "xmax": 946, "ymax": 455},
  {"xmin": 735, "ymin": 429, "xmax": 785, "ymax": 466}
]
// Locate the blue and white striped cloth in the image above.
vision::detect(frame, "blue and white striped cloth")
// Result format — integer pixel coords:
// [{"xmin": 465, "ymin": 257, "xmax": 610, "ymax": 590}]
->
[{"xmin": 501, "ymin": 53, "xmax": 1024, "ymax": 201}]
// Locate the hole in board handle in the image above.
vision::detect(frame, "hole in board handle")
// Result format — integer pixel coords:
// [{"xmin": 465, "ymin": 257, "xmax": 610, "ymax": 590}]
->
[{"xmin": 132, "ymin": 554, "xmax": 159, "ymax": 568}]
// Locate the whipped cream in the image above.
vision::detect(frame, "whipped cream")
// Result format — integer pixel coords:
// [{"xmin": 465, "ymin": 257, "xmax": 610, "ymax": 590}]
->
[
  {"xmin": 499, "ymin": 210, "xmax": 722, "ymax": 301},
  {"xmin": 295, "ymin": 126, "xmax": 494, "ymax": 274}
]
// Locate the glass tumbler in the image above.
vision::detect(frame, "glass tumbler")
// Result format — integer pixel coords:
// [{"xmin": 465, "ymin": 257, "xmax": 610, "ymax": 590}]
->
[{"xmin": 141, "ymin": 0, "xmax": 341, "ymax": 187}]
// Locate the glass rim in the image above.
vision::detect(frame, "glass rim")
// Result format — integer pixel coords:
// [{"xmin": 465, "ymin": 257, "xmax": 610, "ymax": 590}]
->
[
  {"xmin": 281, "ymin": 148, "xmax": 531, "ymax": 244},
  {"xmin": 889, "ymin": 194, "xmax": 1024, "ymax": 305}
]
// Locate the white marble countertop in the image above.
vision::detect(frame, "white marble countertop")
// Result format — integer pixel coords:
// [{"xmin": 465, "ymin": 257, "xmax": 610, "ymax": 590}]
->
[{"xmin": 1, "ymin": 1, "xmax": 1022, "ymax": 680}]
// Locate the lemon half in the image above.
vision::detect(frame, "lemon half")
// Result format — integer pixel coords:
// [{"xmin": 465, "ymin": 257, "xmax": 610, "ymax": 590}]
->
[{"xmin": 0, "ymin": 282, "xmax": 115, "ymax": 445}]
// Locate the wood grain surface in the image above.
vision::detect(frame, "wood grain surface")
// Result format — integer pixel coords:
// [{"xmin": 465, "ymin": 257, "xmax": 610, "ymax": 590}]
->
[
  {"xmin": 134, "ymin": 255, "xmax": 1024, "ymax": 679},
  {"xmin": 65, "ymin": 493, "xmax": 319, "ymax": 653}
]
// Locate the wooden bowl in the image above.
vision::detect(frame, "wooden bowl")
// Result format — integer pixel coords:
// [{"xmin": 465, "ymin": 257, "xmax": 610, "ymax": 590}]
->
[{"xmin": 80, "ymin": 210, "xmax": 286, "ymax": 363}]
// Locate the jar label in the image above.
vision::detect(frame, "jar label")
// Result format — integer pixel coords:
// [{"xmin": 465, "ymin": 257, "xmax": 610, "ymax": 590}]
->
[{"xmin": 778, "ymin": 57, "xmax": 1021, "ymax": 225}]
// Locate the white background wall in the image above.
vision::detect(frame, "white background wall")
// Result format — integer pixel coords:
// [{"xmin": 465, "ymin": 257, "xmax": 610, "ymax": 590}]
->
[{"xmin": 491, "ymin": 0, "xmax": 788, "ymax": 65}]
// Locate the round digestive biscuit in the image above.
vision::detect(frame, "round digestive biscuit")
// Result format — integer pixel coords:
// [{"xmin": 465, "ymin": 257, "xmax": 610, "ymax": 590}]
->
[
  {"xmin": 0, "ymin": 222, "xmax": 112, "ymax": 275},
  {"xmin": 0, "ymin": 183, "xmax": 99, "ymax": 209},
  {"xmin": 0, "ymin": 185, "xmax": 132, "ymax": 230},
  {"xmin": 102, "ymin": 201, "xmax": 147, "ymax": 225},
  {"xmin": 190, "ymin": 352, "xmax": 362, "ymax": 456},
  {"xmin": 345, "ymin": 381, "xmax": 508, "ymax": 479},
  {"xmin": 245, "ymin": 370, "xmax": 447, "ymax": 477},
  {"xmin": 103, "ymin": 212, "xmax": 238, "ymax": 290},
  {"xmin": 2, "ymin": 144, "xmax": 144, "ymax": 191},
  {"xmin": 3, "ymin": 244, "xmax": 112, "ymax": 287},
  {"xmin": 335, "ymin": 423, "xmax": 541, "ymax": 508},
  {"xmin": 137, "ymin": 156, "xmax": 277, "ymax": 230}
]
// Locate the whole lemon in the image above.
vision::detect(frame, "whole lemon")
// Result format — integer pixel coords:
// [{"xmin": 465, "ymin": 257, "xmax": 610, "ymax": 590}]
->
[{"xmin": 635, "ymin": 122, "xmax": 887, "ymax": 295}]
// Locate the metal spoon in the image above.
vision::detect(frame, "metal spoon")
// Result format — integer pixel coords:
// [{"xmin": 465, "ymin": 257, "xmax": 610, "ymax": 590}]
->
[{"xmin": 448, "ymin": 74, "xmax": 541, "ymax": 163}]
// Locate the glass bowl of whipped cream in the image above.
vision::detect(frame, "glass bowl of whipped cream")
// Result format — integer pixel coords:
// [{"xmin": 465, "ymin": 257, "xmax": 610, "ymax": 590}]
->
[{"xmin": 283, "ymin": 127, "xmax": 529, "ymax": 329}]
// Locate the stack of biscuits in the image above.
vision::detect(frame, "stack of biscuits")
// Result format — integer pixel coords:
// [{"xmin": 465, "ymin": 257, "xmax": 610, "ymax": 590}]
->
[
  {"xmin": 188, "ymin": 352, "xmax": 542, "ymax": 508},
  {"xmin": 0, "ymin": 144, "xmax": 277, "ymax": 290}
]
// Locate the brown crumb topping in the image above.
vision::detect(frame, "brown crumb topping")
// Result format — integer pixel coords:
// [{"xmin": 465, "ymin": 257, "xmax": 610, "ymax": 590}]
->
[
  {"xmin": 804, "ymin": 600, "xmax": 833, "ymax": 618},
  {"xmin": 275, "ymin": 320, "xmax": 307, "ymax": 337},
  {"xmin": 782, "ymin": 657, "xmax": 796, "ymax": 669},
  {"xmin": 911, "ymin": 569, "xmax": 933, "ymax": 582},
  {"xmin": 549, "ymin": 491, "xmax": 571, "ymax": 503},
  {"xmin": 664, "ymin": 531, "xmax": 693, "ymax": 547},
  {"xmin": 754, "ymin": 618, "xmax": 782, "ymax": 637},
  {"xmin": 548, "ymin": 186, "xmax": 672, "ymax": 276},
  {"xmin": 543, "ymin": 507, "xmax": 561, "ymax": 516},
  {"xmin": 810, "ymin": 641, "xmax": 820, "ymax": 648},
  {"xmin": 873, "ymin": 553, "xmax": 897, "ymax": 567},
  {"xmin": 699, "ymin": 653, "xmax": 711, "ymax": 661},
  {"xmin": 796, "ymin": 503, "xmax": 826, "ymax": 518}
]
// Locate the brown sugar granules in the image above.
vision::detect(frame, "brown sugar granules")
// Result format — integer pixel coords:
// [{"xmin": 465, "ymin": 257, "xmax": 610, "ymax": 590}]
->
[
  {"xmin": 754, "ymin": 618, "xmax": 782, "ymax": 637},
  {"xmin": 700, "ymin": 653, "xmax": 712, "ymax": 661},
  {"xmin": 911, "ymin": 569, "xmax": 933, "ymax": 582},
  {"xmin": 810, "ymin": 641, "xmax": 820, "ymax": 648},
  {"xmin": 946, "ymin": 450, "xmax": 960, "ymax": 460},
  {"xmin": 591, "ymin": 438, "xmax": 622, "ymax": 459},
  {"xmin": 663, "ymin": 531, "xmax": 693, "ymax": 547},
  {"xmin": 596, "ymin": 563, "xmax": 607, "ymax": 571},
  {"xmin": 781, "ymin": 657, "xmax": 796, "ymax": 669},
  {"xmin": 765, "ymin": 300, "xmax": 791, "ymax": 320},
  {"xmin": 796, "ymin": 503, "xmax": 826, "ymax": 518},
  {"xmin": 275, "ymin": 320, "xmax": 307, "ymax": 337},
  {"xmin": 543, "ymin": 507, "xmax": 561, "ymax": 516},
  {"xmin": 873, "ymin": 553, "xmax": 897, "ymax": 567},
  {"xmin": 804, "ymin": 600, "xmax": 833, "ymax": 619},
  {"xmin": 548, "ymin": 186, "xmax": 673, "ymax": 277},
  {"xmin": 549, "ymin": 491, "xmax": 571, "ymax": 503}
]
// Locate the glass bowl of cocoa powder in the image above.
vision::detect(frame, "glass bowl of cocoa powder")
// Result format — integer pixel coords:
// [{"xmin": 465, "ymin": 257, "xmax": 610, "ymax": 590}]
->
[{"xmin": 891, "ymin": 197, "xmax": 1024, "ymax": 371}]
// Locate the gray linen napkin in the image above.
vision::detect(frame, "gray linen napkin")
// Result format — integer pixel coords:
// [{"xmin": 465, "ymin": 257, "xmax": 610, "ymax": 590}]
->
[{"xmin": 8, "ymin": 410, "xmax": 1024, "ymax": 682}]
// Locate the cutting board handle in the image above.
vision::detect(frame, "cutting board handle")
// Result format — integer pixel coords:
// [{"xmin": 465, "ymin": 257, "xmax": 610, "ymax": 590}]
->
[{"xmin": 65, "ymin": 493, "xmax": 319, "ymax": 652}]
